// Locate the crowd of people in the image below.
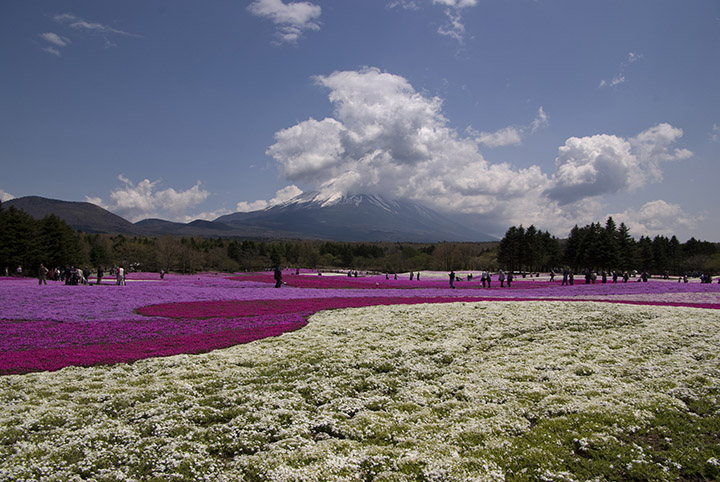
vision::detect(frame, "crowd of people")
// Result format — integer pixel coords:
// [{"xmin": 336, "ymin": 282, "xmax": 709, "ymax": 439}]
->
[
  {"xmin": 445, "ymin": 268, "xmax": 718, "ymax": 287},
  {"xmin": 2, "ymin": 264, "xmax": 718, "ymax": 286},
  {"xmin": 446, "ymin": 269, "xmax": 516, "ymax": 288},
  {"xmin": 0, "ymin": 265, "xmax": 131, "ymax": 286},
  {"xmin": 397, "ymin": 268, "xmax": 719, "ymax": 287}
]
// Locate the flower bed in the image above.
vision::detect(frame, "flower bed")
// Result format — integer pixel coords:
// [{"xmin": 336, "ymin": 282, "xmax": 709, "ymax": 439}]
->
[
  {"xmin": 0, "ymin": 314, "xmax": 307, "ymax": 374},
  {"xmin": 1, "ymin": 272, "xmax": 718, "ymax": 375}
]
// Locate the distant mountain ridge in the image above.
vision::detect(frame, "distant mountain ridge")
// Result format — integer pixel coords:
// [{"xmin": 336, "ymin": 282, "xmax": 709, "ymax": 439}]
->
[
  {"xmin": 2, "ymin": 196, "xmax": 138, "ymax": 234},
  {"xmin": 3, "ymin": 193, "xmax": 496, "ymax": 242}
]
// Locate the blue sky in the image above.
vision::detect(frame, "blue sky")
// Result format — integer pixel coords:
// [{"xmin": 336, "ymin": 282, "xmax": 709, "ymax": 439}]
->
[{"xmin": 1, "ymin": 0, "xmax": 719, "ymax": 241}]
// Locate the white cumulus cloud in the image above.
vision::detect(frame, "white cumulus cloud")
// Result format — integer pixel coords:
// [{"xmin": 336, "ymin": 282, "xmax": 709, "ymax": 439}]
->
[
  {"xmin": 472, "ymin": 126, "xmax": 523, "ymax": 148},
  {"xmin": 235, "ymin": 200, "xmax": 272, "ymax": 213},
  {"xmin": 546, "ymin": 134, "xmax": 639, "ymax": 203},
  {"xmin": 248, "ymin": 0, "xmax": 321, "ymax": 44},
  {"xmin": 268, "ymin": 118, "xmax": 346, "ymax": 181},
  {"xmin": 87, "ymin": 175, "xmax": 209, "ymax": 222},
  {"xmin": 235, "ymin": 185, "xmax": 304, "ymax": 212},
  {"xmin": 470, "ymin": 106, "xmax": 549, "ymax": 147},
  {"xmin": 546, "ymin": 123, "xmax": 692, "ymax": 205},
  {"xmin": 177, "ymin": 208, "xmax": 233, "ymax": 224},
  {"xmin": 609, "ymin": 200, "xmax": 704, "ymax": 239},
  {"xmin": 630, "ymin": 123, "xmax": 692, "ymax": 165},
  {"xmin": 0, "ymin": 190, "xmax": 15, "ymax": 202}
]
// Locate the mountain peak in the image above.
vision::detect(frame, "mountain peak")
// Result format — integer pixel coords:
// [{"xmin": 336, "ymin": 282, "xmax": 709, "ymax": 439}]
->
[
  {"xmin": 276, "ymin": 191, "xmax": 404, "ymax": 212},
  {"xmin": 217, "ymin": 192, "xmax": 495, "ymax": 242}
]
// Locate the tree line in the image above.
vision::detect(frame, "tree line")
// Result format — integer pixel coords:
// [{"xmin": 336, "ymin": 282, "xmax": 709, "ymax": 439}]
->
[
  {"xmin": 1, "ymin": 203, "xmax": 717, "ymax": 276},
  {"xmin": 497, "ymin": 217, "xmax": 719, "ymax": 275}
]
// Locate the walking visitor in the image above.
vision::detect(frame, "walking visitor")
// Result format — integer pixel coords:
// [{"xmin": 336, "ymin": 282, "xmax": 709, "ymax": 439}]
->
[
  {"xmin": 38, "ymin": 264, "xmax": 48, "ymax": 285},
  {"xmin": 274, "ymin": 266, "xmax": 283, "ymax": 288}
]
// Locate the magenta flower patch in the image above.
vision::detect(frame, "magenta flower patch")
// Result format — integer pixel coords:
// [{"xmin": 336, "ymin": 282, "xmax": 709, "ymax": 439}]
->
[
  {"xmin": 0, "ymin": 316, "xmax": 304, "ymax": 374},
  {"xmin": 138, "ymin": 296, "xmax": 494, "ymax": 319}
]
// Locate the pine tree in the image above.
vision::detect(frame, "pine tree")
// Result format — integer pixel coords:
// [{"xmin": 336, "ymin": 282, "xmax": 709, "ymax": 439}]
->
[
  {"xmin": 668, "ymin": 236, "xmax": 682, "ymax": 275},
  {"xmin": 564, "ymin": 225, "xmax": 583, "ymax": 272},
  {"xmin": 539, "ymin": 230, "xmax": 563, "ymax": 270},
  {"xmin": 37, "ymin": 214, "xmax": 81, "ymax": 268},
  {"xmin": 616, "ymin": 222, "xmax": 636, "ymax": 271},
  {"xmin": 497, "ymin": 225, "xmax": 524, "ymax": 272},
  {"xmin": 599, "ymin": 216, "xmax": 620, "ymax": 270},
  {"xmin": 637, "ymin": 236, "xmax": 654, "ymax": 272},
  {"xmin": 523, "ymin": 225, "xmax": 539, "ymax": 271},
  {"xmin": 652, "ymin": 235, "xmax": 670, "ymax": 274},
  {"xmin": 0, "ymin": 206, "xmax": 39, "ymax": 274}
]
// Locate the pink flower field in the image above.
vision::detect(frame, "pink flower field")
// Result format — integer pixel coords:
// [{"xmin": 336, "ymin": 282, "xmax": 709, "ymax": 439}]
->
[{"xmin": 1, "ymin": 270, "xmax": 719, "ymax": 374}]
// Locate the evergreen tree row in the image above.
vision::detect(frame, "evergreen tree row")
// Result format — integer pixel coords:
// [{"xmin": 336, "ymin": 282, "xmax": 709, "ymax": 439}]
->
[
  {"xmin": 0, "ymin": 206, "xmax": 81, "ymax": 276},
  {"xmin": 497, "ymin": 217, "xmax": 719, "ymax": 275}
]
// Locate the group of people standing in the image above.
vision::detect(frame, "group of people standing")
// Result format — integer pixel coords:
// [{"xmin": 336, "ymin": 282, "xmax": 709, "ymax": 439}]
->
[
  {"xmin": 581, "ymin": 268, "xmax": 642, "ymax": 284},
  {"xmin": 561, "ymin": 268, "xmax": 636, "ymax": 285},
  {"xmin": 449, "ymin": 270, "xmax": 513, "ymax": 289},
  {"xmin": 36, "ymin": 265, "xmax": 90, "ymax": 285},
  {"xmin": 34, "ymin": 265, "xmax": 126, "ymax": 285}
]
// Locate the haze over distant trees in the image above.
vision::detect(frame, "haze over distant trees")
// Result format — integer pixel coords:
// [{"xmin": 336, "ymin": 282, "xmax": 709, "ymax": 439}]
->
[{"xmin": 1, "ymin": 203, "xmax": 717, "ymax": 276}]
